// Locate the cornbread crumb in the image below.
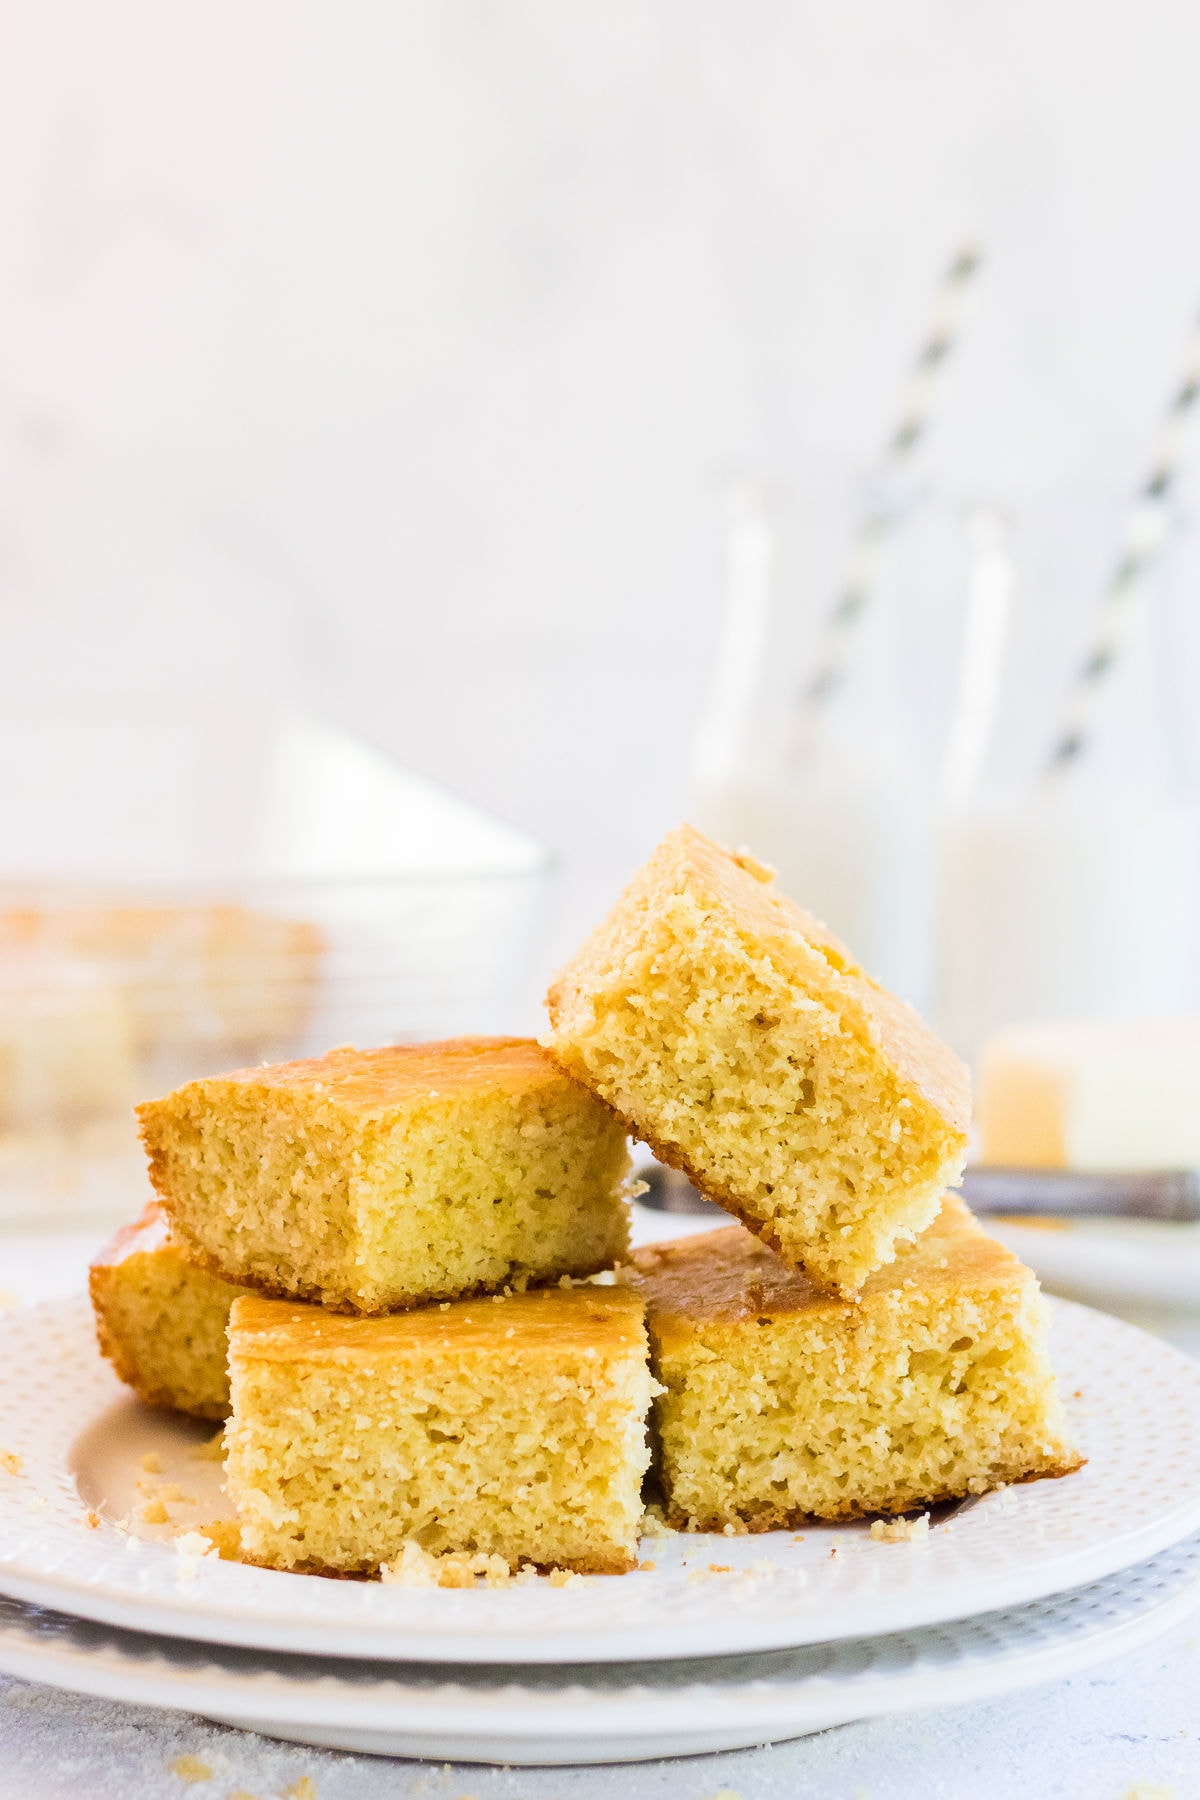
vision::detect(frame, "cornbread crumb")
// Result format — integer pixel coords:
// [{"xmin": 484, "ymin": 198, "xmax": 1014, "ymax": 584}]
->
[
  {"xmin": 192, "ymin": 1520, "xmax": 243, "ymax": 1560},
  {"xmin": 139, "ymin": 1498, "xmax": 170, "ymax": 1525},
  {"xmin": 174, "ymin": 1530, "xmax": 218, "ymax": 1560},
  {"xmin": 638, "ymin": 1559, "xmax": 657, "ymax": 1571},
  {"xmin": 226, "ymin": 1286, "xmax": 652, "ymax": 1574},
  {"xmin": 139, "ymin": 1037, "xmax": 632, "ymax": 1314},
  {"xmin": 548, "ymin": 1568, "xmax": 583, "ymax": 1588},
  {"xmin": 140, "ymin": 1452, "xmax": 161, "ymax": 1473},
  {"xmin": 639, "ymin": 1505, "xmax": 676, "ymax": 1539},
  {"xmin": 634, "ymin": 1200, "xmax": 1080, "ymax": 1529},
  {"xmin": 284, "ymin": 1781, "xmax": 317, "ymax": 1800},
  {"xmin": 89, "ymin": 1201, "xmax": 248, "ymax": 1419},
  {"xmin": 1120, "ymin": 1786, "xmax": 1177, "ymax": 1800},
  {"xmin": 191, "ymin": 1429, "xmax": 226, "ymax": 1461},
  {"xmin": 871, "ymin": 1513, "xmax": 930, "ymax": 1543},
  {"xmin": 0, "ymin": 1450, "xmax": 23, "ymax": 1476},
  {"xmin": 545, "ymin": 825, "xmax": 970, "ymax": 1296},
  {"xmin": 84, "ymin": 1510, "xmax": 101, "ymax": 1529},
  {"xmin": 381, "ymin": 1543, "xmax": 514, "ymax": 1589},
  {"xmin": 157, "ymin": 1483, "xmax": 192, "ymax": 1503},
  {"xmin": 168, "ymin": 1754, "xmax": 213, "ymax": 1783}
]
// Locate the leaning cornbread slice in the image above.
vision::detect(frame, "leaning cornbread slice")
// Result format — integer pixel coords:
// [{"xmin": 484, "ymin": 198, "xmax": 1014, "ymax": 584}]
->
[
  {"xmin": 225, "ymin": 1285, "xmax": 653, "ymax": 1574},
  {"xmin": 632, "ymin": 1197, "xmax": 1080, "ymax": 1531},
  {"xmin": 90, "ymin": 1200, "xmax": 250, "ymax": 1420},
  {"xmin": 138, "ymin": 1036, "xmax": 632, "ymax": 1314},
  {"xmin": 546, "ymin": 824, "xmax": 969, "ymax": 1295}
]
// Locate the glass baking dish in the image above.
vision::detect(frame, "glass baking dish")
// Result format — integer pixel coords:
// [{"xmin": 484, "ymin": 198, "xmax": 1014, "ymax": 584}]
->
[{"xmin": 0, "ymin": 704, "xmax": 550, "ymax": 1226}]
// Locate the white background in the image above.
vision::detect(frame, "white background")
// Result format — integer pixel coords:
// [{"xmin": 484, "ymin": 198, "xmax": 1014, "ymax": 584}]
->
[{"xmin": 2, "ymin": 2, "xmax": 1200, "ymax": 970}]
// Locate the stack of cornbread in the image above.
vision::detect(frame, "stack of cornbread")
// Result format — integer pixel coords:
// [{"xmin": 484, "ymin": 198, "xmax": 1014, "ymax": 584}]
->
[{"xmin": 91, "ymin": 826, "xmax": 1080, "ymax": 1580}]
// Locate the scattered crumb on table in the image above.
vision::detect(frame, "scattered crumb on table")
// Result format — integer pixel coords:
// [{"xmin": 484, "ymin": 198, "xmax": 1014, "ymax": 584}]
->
[
  {"xmin": 0, "ymin": 1450, "xmax": 23, "ymax": 1476},
  {"xmin": 168, "ymin": 1753, "xmax": 213, "ymax": 1782}
]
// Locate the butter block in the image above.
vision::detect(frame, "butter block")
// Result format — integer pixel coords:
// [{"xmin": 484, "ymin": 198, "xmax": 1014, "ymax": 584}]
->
[{"xmin": 979, "ymin": 1017, "xmax": 1200, "ymax": 1171}]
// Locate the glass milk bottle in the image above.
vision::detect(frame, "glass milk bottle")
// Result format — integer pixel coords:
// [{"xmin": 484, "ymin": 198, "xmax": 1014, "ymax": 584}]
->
[
  {"xmin": 690, "ymin": 475, "xmax": 943, "ymax": 1007},
  {"xmin": 936, "ymin": 499, "xmax": 1199, "ymax": 1066}
]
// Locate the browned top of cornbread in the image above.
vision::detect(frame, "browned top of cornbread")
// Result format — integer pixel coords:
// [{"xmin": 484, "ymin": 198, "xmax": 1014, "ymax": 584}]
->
[
  {"xmin": 229, "ymin": 1284, "xmax": 647, "ymax": 1364},
  {"xmin": 138, "ymin": 1036, "xmax": 573, "ymax": 1125},
  {"xmin": 632, "ymin": 1198, "xmax": 1023, "ymax": 1330},
  {"xmin": 548, "ymin": 824, "xmax": 970, "ymax": 1135},
  {"xmin": 89, "ymin": 1198, "xmax": 174, "ymax": 1271}
]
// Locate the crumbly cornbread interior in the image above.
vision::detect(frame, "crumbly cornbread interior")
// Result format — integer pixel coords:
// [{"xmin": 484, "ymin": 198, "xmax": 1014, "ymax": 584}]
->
[
  {"xmin": 138, "ymin": 1037, "xmax": 632, "ymax": 1314},
  {"xmin": 225, "ymin": 1285, "xmax": 653, "ymax": 1574},
  {"xmin": 89, "ymin": 1200, "xmax": 247, "ymax": 1420},
  {"xmin": 633, "ymin": 1198, "xmax": 1080, "ymax": 1530},
  {"xmin": 546, "ymin": 825, "xmax": 970, "ymax": 1295}
]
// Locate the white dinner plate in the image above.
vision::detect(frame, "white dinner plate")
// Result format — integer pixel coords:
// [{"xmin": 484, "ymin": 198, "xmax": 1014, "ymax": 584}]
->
[
  {"xmin": 1, "ymin": 1295, "xmax": 1200, "ymax": 1664},
  {"xmin": 1, "ymin": 1536, "xmax": 1198, "ymax": 1764}
]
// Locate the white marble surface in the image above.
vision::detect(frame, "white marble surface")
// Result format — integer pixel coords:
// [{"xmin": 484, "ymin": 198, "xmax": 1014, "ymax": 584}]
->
[
  {"xmin": 1, "ymin": 1628, "xmax": 1198, "ymax": 1800},
  {"xmin": 3, "ymin": 1221, "xmax": 1200, "ymax": 1799}
]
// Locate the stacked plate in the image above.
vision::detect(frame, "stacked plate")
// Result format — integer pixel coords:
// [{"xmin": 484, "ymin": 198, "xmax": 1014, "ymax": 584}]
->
[{"xmin": 2, "ymin": 1286, "xmax": 1200, "ymax": 1765}]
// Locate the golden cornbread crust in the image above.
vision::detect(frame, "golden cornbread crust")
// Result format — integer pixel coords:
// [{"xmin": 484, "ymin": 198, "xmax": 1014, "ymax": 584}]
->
[
  {"xmin": 635, "ymin": 1194, "xmax": 1020, "ymax": 1327},
  {"xmin": 545, "ymin": 825, "xmax": 970, "ymax": 1297},
  {"xmin": 225, "ymin": 1286, "xmax": 653, "ymax": 1575},
  {"xmin": 633, "ymin": 1199, "xmax": 1082, "ymax": 1530},
  {"xmin": 138, "ymin": 1036, "xmax": 632, "ymax": 1314},
  {"xmin": 89, "ymin": 1200, "xmax": 249, "ymax": 1420}
]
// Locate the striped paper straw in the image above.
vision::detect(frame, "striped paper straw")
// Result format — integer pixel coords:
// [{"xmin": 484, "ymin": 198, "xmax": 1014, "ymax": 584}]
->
[
  {"xmin": 797, "ymin": 245, "xmax": 983, "ymax": 721},
  {"xmin": 1047, "ymin": 314, "xmax": 1200, "ymax": 774}
]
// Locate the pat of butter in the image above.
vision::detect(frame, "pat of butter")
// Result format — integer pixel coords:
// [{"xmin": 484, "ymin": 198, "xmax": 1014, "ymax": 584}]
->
[{"xmin": 979, "ymin": 1018, "xmax": 1200, "ymax": 1171}]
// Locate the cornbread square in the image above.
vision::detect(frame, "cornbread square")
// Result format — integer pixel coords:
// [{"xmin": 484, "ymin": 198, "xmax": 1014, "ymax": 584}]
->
[
  {"xmin": 90, "ymin": 1201, "xmax": 249, "ymax": 1420},
  {"xmin": 138, "ymin": 1036, "xmax": 631, "ymax": 1314},
  {"xmin": 633, "ymin": 1197, "xmax": 1081, "ymax": 1531},
  {"xmin": 546, "ymin": 825, "xmax": 970, "ymax": 1295},
  {"xmin": 225, "ymin": 1285, "xmax": 653, "ymax": 1574}
]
